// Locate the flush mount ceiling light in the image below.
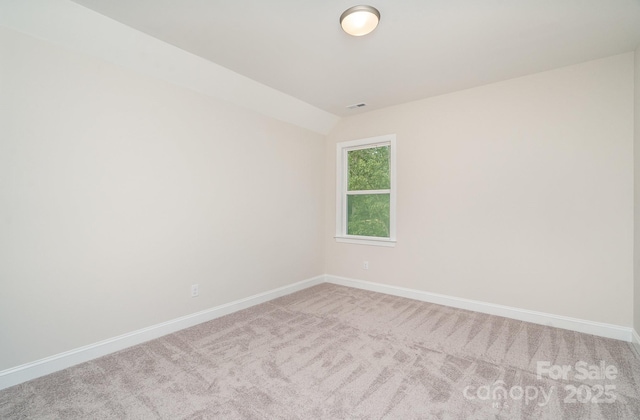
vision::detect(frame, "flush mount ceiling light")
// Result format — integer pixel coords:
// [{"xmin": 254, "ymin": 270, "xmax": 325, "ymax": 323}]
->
[{"xmin": 340, "ymin": 5, "xmax": 380, "ymax": 36}]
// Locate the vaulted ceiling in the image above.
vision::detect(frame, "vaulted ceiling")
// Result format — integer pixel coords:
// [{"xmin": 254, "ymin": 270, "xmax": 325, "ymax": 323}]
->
[{"xmin": 70, "ymin": 0, "xmax": 640, "ymax": 117}]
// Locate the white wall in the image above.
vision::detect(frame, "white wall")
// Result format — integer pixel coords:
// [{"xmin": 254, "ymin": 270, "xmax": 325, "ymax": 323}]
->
[
  {"xmin": 634, "ymin": 45, "xmax": 640, "ymax": 339},
  {"xmin": 0, "ymin": 27, "xmax": 325, "ymax": 371},
  {"xmin": 326, "ymin": 53, "xmax": 635, "ymax": 327}
]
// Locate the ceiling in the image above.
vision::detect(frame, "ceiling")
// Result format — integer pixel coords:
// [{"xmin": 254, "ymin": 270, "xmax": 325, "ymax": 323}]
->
[{"xmin": 70, "ymin": 0, "xmax": 640, "ymax": 117}]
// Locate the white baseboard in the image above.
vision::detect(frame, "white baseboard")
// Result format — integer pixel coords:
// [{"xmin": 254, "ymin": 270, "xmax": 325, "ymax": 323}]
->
[
  {"xmin": 326, "ymin": 275, "xmax": 633, "ymax": 343},
  {"xmin": 632, "ymin": 329, "xmax": 640, "ymax": 358},
  {"xmin": 2, "ymin": 274, "xmax": 635, "ymax": 391},
  {"xmin": 0, "ymin": 275, "xmax": 324, "ymax": 391}
]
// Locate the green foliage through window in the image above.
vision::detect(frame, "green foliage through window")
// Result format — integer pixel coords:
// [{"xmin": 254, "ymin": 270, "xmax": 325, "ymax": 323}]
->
[
  {"xmin": 348, "ymin": 146, "xmax": 390, "ymax": 191},
  {"xmin": 346, "ymin": 145, "xmax": 391, "ymax": 237},
  {"xmin": 347, "ymin": 194, "xmax": 390, "ymax": 237}
]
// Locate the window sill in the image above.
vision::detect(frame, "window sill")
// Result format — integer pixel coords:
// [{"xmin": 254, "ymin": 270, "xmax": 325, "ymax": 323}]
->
[{"xmin": 334, "ymin": 236, "xmax": 396, "ymax": 247}]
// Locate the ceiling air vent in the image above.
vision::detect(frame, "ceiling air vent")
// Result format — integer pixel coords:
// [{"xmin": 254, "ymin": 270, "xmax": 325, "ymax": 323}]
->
[{"xmin": 346, "ymin": 102, "xmax": 367, "ymax": 110}]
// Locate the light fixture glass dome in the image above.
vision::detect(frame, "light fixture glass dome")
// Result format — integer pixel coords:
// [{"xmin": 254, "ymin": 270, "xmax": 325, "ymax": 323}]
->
[{"xmin": 340, "ymin": 5, "xmax": 380, "ymax": 36}]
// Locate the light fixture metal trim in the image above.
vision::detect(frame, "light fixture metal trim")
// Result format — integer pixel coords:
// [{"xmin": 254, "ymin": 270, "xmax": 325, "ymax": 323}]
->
[{"xmin": 340, "ymin": 5, "xmax": 380, "ymax": 37}]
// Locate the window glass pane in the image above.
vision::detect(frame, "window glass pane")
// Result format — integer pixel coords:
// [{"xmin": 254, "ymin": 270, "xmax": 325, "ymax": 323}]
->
[
  {"xmin": 347, "ymin": 194, "xmax": 390, "ymax": 237},
  {"xmin": 348, "ymin": 145, "xmax": 390, "ymax": 191}
]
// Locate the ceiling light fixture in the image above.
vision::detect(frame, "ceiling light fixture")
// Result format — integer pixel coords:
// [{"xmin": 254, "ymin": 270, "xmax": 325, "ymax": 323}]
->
[{"xmin": 340, "ymin": 5, "xmax": 380, "ymax": 37}]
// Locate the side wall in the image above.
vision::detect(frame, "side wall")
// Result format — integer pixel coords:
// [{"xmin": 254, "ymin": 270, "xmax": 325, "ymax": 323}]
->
[
  {"xmin": 634, "ymin": 45, "xmax": 640, "ymax": 349},
  {"xmin": 0, "ymin": 27, "xmax": 325, "ymax": 371},
  {"xmin": 326, "ymin": 54, "xmax": 635, "ymax": 327}
]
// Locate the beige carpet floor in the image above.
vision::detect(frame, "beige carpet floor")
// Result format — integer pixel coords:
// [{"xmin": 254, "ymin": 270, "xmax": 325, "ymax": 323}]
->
[{"xmin": 1, "ymin": 283, "xmax": 639, "ymax": 419}]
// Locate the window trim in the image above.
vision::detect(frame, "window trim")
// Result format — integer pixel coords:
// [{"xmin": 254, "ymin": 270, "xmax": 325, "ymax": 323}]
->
[{"xmin": 335, "ymin": 134, "xmax": 396, "ymax": 247}]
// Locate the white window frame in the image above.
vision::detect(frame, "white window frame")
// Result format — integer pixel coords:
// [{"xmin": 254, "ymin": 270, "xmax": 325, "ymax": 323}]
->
[{"xmin": 335, "ymin": 134, "xmax": 396, "ymax": 247}]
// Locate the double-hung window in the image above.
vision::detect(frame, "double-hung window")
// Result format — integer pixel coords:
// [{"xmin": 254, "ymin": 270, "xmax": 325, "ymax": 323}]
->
[{"xmin": 335, "ymin": 134, "xmax": 396, "ymax": 247}]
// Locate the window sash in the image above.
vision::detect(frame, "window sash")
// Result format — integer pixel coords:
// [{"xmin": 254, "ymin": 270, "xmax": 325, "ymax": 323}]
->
[{"xmin": 346, "ymin": 189, "xmax": 390, "ymax": 195}]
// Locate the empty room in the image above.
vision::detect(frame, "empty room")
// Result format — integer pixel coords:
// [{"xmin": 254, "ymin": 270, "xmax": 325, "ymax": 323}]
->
[{"xmin": 1, "ymin": 0, "xmax": 640, "ymax": 418}]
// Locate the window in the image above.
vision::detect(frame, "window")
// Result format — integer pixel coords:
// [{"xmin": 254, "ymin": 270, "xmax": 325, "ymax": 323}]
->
[{"xmin": 336, "ymin": 134, "xmax": 396, "ymax": 247}]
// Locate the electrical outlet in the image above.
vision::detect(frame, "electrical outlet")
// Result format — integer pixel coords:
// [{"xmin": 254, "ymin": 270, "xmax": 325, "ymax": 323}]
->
[
  {"xmin": 191, "ymin": 284, "xmax": 199, "ymax": 297},
  {"xmin": 363, "ymin": 261, "xmax": 369, "ymax": 270}
]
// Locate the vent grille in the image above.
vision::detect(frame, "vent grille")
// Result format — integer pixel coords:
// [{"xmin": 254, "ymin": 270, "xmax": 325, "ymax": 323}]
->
[{"xmin": 346, "ymin": 102, "xmax": 367, "ymax": 110}]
